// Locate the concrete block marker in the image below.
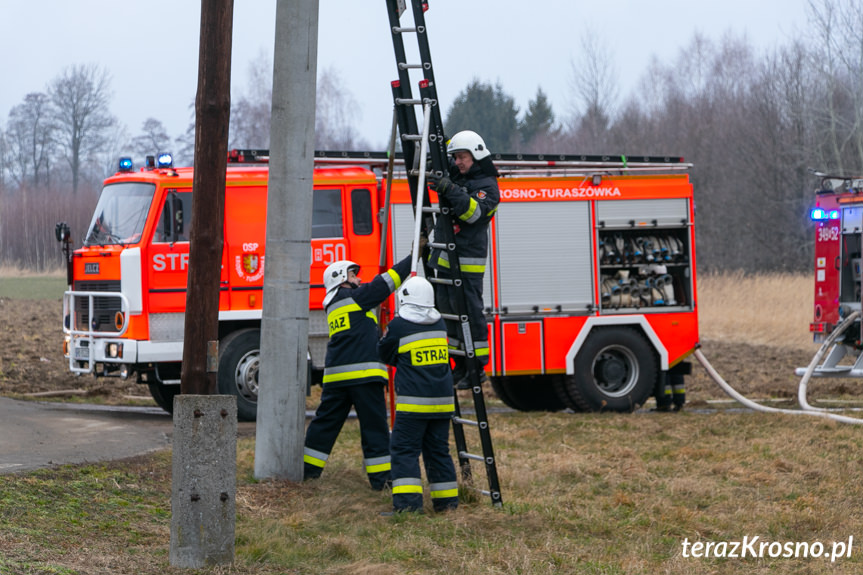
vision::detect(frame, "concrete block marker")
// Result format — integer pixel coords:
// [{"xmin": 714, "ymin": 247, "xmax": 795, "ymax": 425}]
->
[{"xmin": 170, "ymin": 395, "xmax": 237, "ymax": 568}]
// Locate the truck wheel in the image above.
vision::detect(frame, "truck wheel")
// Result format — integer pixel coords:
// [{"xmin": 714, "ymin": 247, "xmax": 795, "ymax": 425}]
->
[
  {"xmin": 218, "ymin": 328, "xmax": 260, "ymax": 421},
  {"xmin": 491, "ymin": 375, "xmax": 564, "ymax": 411},
  {"xmin": 147, "ymin": 381, "xmax": 179, "ymax": 414},
  {"xmin": 551, "ymin": 374, "xmax": 583, "ymax": 412},
  {"xmin": 565, "ymin": 327, "xmax": 657, "ymax": 412}
]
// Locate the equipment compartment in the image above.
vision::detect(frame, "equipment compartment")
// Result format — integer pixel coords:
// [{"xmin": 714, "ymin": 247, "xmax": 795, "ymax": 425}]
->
[{"xmin": 597, "ymin": 227, "xmax": 693, "ymax": 313}]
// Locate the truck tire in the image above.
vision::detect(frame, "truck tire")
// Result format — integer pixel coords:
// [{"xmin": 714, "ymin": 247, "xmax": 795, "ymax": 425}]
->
[
  {"xmin": 218, "ymin": 328, "xmax": 261, "ymax": 421},
  {"xmin": 147, "ymin": 381, "xmax": 179, "ymax": 414},
  {"xmin": 552, "ymin": 374, "xmax": 583, "ymax": 412},
  {"xmin": 565, "ymin": 327, "xmax": 657, "ymax": 412},
  {"xmin": 492, "ymin": 375, "xmax": 564, "ymax": 412}
]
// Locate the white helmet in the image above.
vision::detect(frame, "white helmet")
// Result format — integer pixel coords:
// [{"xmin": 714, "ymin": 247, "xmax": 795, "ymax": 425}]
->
[
  {"xmin": 447, "ymin": 130, "xmax": 490, "ymax": 161},
  {"xmin": 324, "ymin": 260, "xmax": 359, "ymax": 294},
  {"xmin": 398, "ymin": 276, "xmax": 435, "ymax": 308}
]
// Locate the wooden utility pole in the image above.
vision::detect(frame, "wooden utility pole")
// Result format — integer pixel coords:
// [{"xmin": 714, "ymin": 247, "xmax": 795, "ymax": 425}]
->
[
  {"xmin": 254, "ymin": 0, "xmax": 319, "ymax": 480},
  {"xmin": 180, "ymin": 0, "xmax": 234, "ymax": 395},
  {"xmin": 171, "ymin": 2, "xmax": 236, "ymax": 568}
]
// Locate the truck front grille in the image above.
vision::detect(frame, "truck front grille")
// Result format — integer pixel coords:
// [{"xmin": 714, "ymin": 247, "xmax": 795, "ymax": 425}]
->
[{"xmin": 73, "ymin": 280, "xmax": 122, "ymax": 332}]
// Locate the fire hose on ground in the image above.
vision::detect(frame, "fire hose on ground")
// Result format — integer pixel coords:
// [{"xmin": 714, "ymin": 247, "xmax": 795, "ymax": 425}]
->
[{"xmin": 694, "ymin": 310, "xmax": 863, "ymax": 425}]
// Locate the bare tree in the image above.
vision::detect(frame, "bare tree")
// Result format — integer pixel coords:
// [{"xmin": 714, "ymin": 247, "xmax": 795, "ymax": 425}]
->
[
  {"xmin": 566, "ymin": 30, "xmax": 620, "ymax": 149},
  {"xmin": 131, "ymin": 118, "xmax": 171, "ymax": 159},
  {"xmin": 5, "ymin": 93, "xmax": 55, "ymax": 189},
  {"xmin": 175, "ymin": 103, "xmax": 197, "ymax": 166},
  {"xmin": 0, "ymin": 126, "xmax": 7, "ymax": 192},
  {"xmin": 48, "ymin": 64, "xmax": 116, "ymax": 195},
  {"xmin": 228, "ymin": 57, "xmax": 369, "ymax": 152},
  {"xmin": 805, "ymin": 0, "xmax": 863, "ymax": 173},
  {"xmin": 99, "ymin": 123, "xmax": 132, "ymax": 178},
  {"xmin": 230, "ymin": 49, "xmax": 273, "ymax": 148},
  {"xmin": 315, "ymin": 66, "xmax": 369, "ymax": 149}
]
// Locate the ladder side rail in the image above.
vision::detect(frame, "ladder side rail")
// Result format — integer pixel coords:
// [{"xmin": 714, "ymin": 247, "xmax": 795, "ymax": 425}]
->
[
  {"xmin": 410, "ymin": 2, "xmax": 448, "ymax": 174},
  {"xmin": 466, "ymin": 384, "xmax": 503, "ymax": 506},
  {"xmin": 379, "ymin": 108, "xmax": 400, "ymax": 269},
  {"xmin": 410, "ymin": 103, "xmax": 433, "ymax": 274}
]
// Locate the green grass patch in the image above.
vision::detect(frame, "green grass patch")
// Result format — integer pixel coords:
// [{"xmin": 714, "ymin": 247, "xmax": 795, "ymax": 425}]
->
[{"xmin": 0, "ymin": 276, "xmax": 67, "ymax": 300}]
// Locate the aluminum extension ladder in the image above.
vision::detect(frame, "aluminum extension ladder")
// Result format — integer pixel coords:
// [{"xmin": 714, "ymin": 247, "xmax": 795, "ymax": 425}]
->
[{"xmin": 384, "ymin": 0, "xmax": 502, "ymax": 508}]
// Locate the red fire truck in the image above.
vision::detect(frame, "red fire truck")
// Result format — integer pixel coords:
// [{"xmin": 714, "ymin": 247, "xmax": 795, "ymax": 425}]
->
[
  {"xmin": 57, "ymin": 150, "xmax": 699, "ymax": 420},
  {"xmin": 797, "ymin": 174, "xmax": 863, "ymax": 378}
]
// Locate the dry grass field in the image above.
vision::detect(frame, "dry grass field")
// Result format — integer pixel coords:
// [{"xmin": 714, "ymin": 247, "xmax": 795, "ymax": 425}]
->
[
  {"xmin": 5, "ymin": 271, "xmax": 863, "ymax": 574},
  {"xmin": 697, "ymin": 271, "xmax": 814, "ymax": 351}
]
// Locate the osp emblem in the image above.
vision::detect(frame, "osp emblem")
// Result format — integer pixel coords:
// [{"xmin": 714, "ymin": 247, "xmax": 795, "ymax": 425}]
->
[
  {"xmin": 242, "ymin": 253, "xmax": 259, "ymax": 275},
  {"xmin": 235, "ymin": 252, "xmax": 265, "ymax": 282}
]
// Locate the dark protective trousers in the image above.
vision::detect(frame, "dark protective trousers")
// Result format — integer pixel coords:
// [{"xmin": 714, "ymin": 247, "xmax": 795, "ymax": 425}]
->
[
  {"xmin": 434, "ymin": 272, "xmax": 488, "ymax": 375},
  {"xmin": 390, "ymin": 417, "xmax": 459, "ymax": 512},
  {"xmin": 303, "ymin": 382, "xmax": 391, "ymax": 489},
  {"xmin": 655, "ymin": 372, "xmax": 686, "ymax": 411}
]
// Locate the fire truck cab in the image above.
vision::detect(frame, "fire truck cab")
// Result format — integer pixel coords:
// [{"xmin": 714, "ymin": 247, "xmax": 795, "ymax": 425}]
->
[{"xmin": 59, "ymin": 151, "xmax": 700, "ymax": 420}]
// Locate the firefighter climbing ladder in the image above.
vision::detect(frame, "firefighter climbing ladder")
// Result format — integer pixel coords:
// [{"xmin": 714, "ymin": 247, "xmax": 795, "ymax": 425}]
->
[{"xmin": 385, "ymin": 0, "xmax": 503, "ymax": 507}]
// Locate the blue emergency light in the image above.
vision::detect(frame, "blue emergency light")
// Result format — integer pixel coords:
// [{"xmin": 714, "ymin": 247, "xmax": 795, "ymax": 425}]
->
[
  {"xmin": 118, "ymin": 157, "xmax": 134, "ymax": 172},
  {"xmin": 810, "ymin": 208, "xmax": 840, "ymax": 221},
  {"xmin": 156, "ymin": 152, "xmax": 174, "ymax": 169}
]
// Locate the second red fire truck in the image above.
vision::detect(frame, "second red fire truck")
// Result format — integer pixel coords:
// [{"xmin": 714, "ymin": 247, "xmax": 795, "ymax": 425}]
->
[
  {"xmin": 798, "ymin": 174, "xmax": 863, "ymax": 380},
  {"xmin": 58, "ymin": 150, "xmax": 699, "ymax": 420}
]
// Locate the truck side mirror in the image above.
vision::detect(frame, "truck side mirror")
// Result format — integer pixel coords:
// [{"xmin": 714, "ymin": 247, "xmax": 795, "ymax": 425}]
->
[
  {"xmin": 172, "ymin": 195, "xmax": 184, "ymax": 237},
  {"xmin": 162, "ymin": 200, "xmax": 172, "ymax": 241},
  {"xmin": 55, "ymin": 222, "xmax": 70, "ymax": 243}
]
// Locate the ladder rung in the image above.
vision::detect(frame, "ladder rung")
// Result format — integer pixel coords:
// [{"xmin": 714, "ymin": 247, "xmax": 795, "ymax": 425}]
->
[
  {"xmin": 459, "ymin": 451, "xmax": 485, "ymax": 462},
  {"xmin": 395, "ymin": 98, "xmax": 422, "ymax": 106},
  {"xmin": 421, "ymin": 206, "xmax": 441, "ymax": 214},
  {"xmin": 453, "ymin": 416, "xmax": 478, "ymax": 426},
  {"xmin": 399, "ymin": 62, "xmax": 426, "ymax": 70},
  {"xmin": 402, "ymin": 134, "xmax": 424, "ymax": 141},
  {"xmin": 428, "ymin": 277, "xmax": 454, "ymax": 286},
  {"xmin": 428, "ymin": 241, "xmax": 448, "ymax": 250},
  {"xmin": 392, "ymin": 26, "xmax": 417, "ymax": 33},
  {"xmin": 439, "ymin": 312, "xmax": 459, "ymax": 321},
  {"xmin": 448, "ymin": 349, "xmax": 466, "ymax": 357}
]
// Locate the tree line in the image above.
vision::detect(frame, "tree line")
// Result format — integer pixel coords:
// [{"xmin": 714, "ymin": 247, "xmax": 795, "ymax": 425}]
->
[{"xmin": 2, "ymin": 0, "xmax": 861, "ymax": 274}]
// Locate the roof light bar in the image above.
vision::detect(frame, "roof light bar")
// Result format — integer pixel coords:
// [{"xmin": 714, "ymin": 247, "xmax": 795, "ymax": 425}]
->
[
  {"xmin": 810, "ymin": 208, "xmax": 840, "ymax": 221},
  {"xmin": 156, "ymin": 152, "xmax": 173, "ymax": 169}
]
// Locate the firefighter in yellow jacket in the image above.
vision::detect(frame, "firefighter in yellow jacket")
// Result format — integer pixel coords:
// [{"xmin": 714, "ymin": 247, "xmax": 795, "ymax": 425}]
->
[
  {"xmin": 378, "ymin": 276, "xmax": 459, "ymax": 513},
  {"xmin": 303, "ymin": 256, "xmax": 412, "ymax": 490}
]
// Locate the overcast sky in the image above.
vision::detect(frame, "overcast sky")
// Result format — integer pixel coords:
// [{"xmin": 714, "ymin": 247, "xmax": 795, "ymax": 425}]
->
[{"xmin": 1, "ymin": 1, "xmax": 811, "ymax": 152}]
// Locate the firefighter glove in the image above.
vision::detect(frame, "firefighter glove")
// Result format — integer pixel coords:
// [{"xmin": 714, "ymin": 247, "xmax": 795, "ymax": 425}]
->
[
  {"xmin": 427, "ymin": 171, "xmax": 442, "ymax": 188},
  {"xmin": 430, "ymin": 175, "xmax": 455, "ymax": 198}
]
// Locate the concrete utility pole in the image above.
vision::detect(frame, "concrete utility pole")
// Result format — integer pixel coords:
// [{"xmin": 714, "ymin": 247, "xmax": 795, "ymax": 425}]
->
[
  {"xmin": 254, "ymin": 0, "xmax": 320, "ymax": 480},
  {"xmin": 170, "ymin": 0, "xmax": 236, "ymax": 568}
]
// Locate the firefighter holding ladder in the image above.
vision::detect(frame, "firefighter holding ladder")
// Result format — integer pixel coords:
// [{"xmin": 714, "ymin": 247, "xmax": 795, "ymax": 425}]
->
[{"xmin": 427, "ymin": 130, "xmax": 500, "ymax": 389}]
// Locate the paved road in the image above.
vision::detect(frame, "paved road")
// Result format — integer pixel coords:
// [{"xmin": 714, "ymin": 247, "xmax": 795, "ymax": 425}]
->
[
  {"xmin": 0, "ymin": 397, "xmax": 178, "ymax": 474},
  {"xmin": 0, "ymin": 397, "xmax": 322, "ymax": 474},
  {"xmin": 0, "ymin": 396, "xmax": 499, "ymax": 475}
]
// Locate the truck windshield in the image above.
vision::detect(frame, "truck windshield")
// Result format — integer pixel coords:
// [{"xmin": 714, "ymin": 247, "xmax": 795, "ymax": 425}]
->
[{"xmin": 84, "ymin": 182, "xmax": 156, "ymax": 246}]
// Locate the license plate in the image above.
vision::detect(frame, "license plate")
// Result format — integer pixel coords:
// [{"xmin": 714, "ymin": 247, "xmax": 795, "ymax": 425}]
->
[{"xmin": 74, "ymin": 347, "xmax": 90, "ymax": 361}]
